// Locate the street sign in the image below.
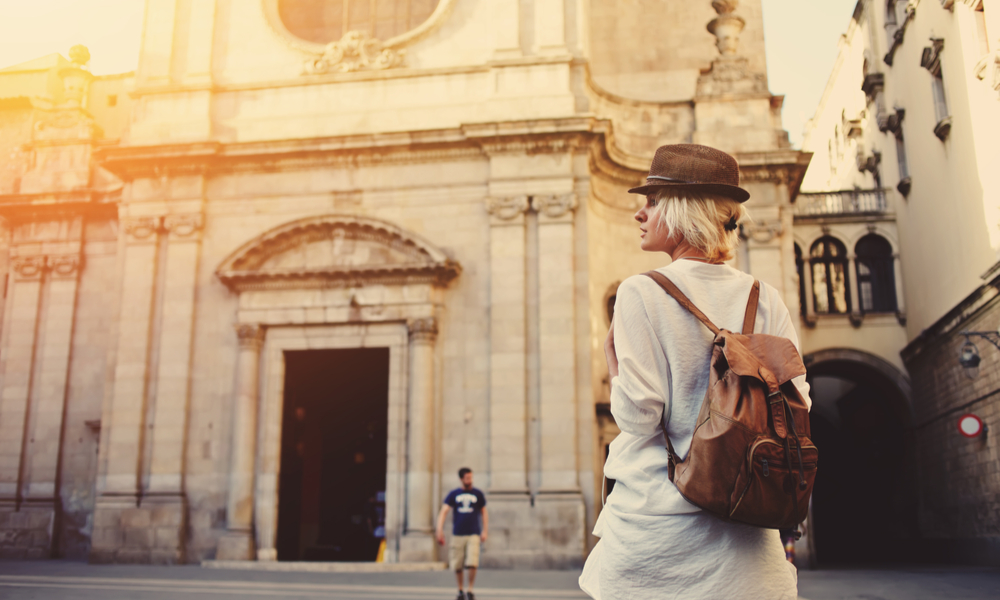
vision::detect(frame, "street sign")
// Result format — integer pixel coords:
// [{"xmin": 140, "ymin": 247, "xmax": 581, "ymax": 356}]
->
[{"xmin": 958, "ymin": 414, "xmax": 984, "ymax": 438}]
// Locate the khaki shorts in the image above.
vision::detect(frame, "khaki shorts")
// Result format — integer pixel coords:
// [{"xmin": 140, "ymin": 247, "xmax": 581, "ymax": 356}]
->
[{"xmin": 448, "ymin": 535, "xmax": 481, "ymax": 570}]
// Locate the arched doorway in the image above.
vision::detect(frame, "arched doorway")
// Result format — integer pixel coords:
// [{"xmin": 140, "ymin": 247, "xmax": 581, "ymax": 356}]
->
[{"xmin": 804, "ymin": 349, "xmax": 917, "ymax": 565}]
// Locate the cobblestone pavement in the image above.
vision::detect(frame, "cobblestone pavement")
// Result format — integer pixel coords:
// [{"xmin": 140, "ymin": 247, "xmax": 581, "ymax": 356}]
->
[{"xmin": 0, "ymin": 561, "xmax": 998, "ymax": 599}]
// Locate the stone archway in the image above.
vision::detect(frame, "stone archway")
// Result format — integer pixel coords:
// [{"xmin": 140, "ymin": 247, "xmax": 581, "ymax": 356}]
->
[
  {"xmin": 213, "ymin": 215, "xmax": 460, "ymax": 563},
  {"xmin": 802, "ymin": 349, "xmax": 918, "ymax": 565}
]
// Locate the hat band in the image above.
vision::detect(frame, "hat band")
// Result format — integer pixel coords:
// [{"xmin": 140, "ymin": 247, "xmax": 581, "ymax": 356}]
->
[{"xmin": 647, "ymin": 175, "xmax": 694, "ymax": 184}]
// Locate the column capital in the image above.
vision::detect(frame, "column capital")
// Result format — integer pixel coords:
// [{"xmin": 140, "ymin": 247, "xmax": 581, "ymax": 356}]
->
[
  {"xmin": 235, "ymin": 323, "xmax": 265, "ymax": 350},
  {"xmin": 164, "ymin": 213, "xmax": 204, "ymax": 240},
  {"xmin": 408, "ymin": 317, "xmax": 438, "ymax": 343},
  {"xmin": 532, "ymin": 193, "xmax": 577, "ymax": 220},
  {"xmin": 122, "ymin": 216, "xmax": 161, "ymax": 243},
  {"xmin": 11, "ymin": 256, "xmax": 46, "ymax": 280},
  {"xmin": 47, "ymin": 254, "xmax": 81, "ymax": 278},
  {"xmin": 485, "ymin": 196, "xmax": 530, "ymax": 222}
]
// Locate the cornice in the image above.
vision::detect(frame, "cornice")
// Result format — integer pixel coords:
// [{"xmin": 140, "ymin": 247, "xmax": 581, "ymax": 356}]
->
[{"xmin": 96, "ymin": 118, "xmax": 608, "ymax": 179}]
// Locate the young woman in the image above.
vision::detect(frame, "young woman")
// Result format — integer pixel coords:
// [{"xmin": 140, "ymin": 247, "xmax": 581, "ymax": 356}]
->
[{"xmin": 580, "ymin": 144, "xmax": 810, "ymax": 600}]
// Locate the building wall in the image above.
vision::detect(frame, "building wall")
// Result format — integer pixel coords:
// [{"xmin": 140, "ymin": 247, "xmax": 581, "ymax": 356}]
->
[
  {"xmin": 802, "ymin": 0, "xmax": 1000, "ymax": 563},
  {"xmin": 1, "ymin": 0, "xmax": 808, "ymax": 565}
]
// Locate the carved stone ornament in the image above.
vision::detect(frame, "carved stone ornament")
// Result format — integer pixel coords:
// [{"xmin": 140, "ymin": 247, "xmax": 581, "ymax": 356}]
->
[
  {"xmin": 12, "ymin": 256, "xmax": 46, "ymax": 279},
  {"xmin": 304, "ymin": 31, "xmax": 405, "ymax": 74},
  {"xmin": 47, "ymin": 254, "xmax": 81, "ymax": 277},
  {"xmin": 164, "ymin": 214, "xmax": 205, "ymax": 238},
  {"xmin": 408, "ymin": 317, "xmax": 438, "ymax": 342},
  {"xmin": 740, "ymin": 220, "xmax": 784, "ymax": 244},
  {"xmin": 708, "ymin": 0, "xmax": 745, "ymax": 57},
  {"xmin": 123, "ymin": 217, "xmax": 160, "ymax": 241},
  {"xmin": 485, "ymin": 196, "xmax": 530, "ymax": 221},
  {"xmin": 236, "ymin": 323, "xmax": 265, "ymax": 350},
  {"xmin": 531, "ymin": 193, "xmax": 578, "ymax": 219},
  {"xmin": 216, "ymin": 215, "xmax": 461, "ymax": 292}
]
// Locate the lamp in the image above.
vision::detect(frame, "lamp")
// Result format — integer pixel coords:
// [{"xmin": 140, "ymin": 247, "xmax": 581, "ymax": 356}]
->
[{"xmin": 959, "ymin": 330, "xmax": 1000, "ymax": 378}]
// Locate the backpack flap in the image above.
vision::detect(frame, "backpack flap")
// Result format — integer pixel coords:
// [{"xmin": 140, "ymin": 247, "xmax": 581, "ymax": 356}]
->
[{"xmin": 718, "ymin": 332, "xmax": 807, "ymax": 393}]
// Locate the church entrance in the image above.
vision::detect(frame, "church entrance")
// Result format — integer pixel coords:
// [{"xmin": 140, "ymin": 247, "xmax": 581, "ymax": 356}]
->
[
  {"xmin": 276, "ymin": 347, "xmax": 390, "ymax": 561},
  {"xmin": 805, "ymin": 354, "xmax": 917, "ymax": 565}
]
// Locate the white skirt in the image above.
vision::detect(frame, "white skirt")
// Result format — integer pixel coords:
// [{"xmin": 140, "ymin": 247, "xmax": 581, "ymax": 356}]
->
[{"xmin": 579, "ymin": 509, "xmax": 798, "ymax": 600}]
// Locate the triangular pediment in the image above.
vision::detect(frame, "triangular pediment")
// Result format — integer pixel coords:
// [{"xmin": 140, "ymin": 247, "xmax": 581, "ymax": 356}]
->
[{"xmin": 217, "ymin": 215, "xmax": 460, "ymax": 291}]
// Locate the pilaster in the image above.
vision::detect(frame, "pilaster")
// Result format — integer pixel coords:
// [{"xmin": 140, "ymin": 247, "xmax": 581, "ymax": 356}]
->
[
  {"xmin": 217, "ymin": 323, "xmax": 264, "ymax": 561},
  {"xmin": 399, "ymin": 317, "xmax": 438, "ymax": 562},
  {"xmin": 91, "ymin": 215, "xmax": 163, "ymax": 563},
  {"xmin": 0, "ymin": 225, "xmax": 83, "ymax": 558},
  {"xmin": 534, "ymin": 0, "xmax": 568, "ymax": 56},
  {"xmin": 533, "ymin": 193, "xmax": 579, "ymax": 493},
  {"xmin": 485, "ymin": 196, "xmax": 530, "ymax": 495}
]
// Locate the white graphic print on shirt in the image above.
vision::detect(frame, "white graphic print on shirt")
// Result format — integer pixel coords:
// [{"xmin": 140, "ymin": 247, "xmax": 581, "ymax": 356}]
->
[{"xmin": 455, "ymin": 492, "xmax": 478, "ymax": 513}]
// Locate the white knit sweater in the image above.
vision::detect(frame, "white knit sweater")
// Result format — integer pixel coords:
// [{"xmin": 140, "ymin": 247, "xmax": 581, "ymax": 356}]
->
[{"xmin": 580, "ymin": 259, "xmax": 810, "ymax": 600}]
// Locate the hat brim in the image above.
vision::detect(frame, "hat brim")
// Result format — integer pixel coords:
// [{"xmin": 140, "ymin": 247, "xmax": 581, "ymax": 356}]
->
[{"xmin": 627, "ymin": 181, "xmax": 750, "ymax": 203}]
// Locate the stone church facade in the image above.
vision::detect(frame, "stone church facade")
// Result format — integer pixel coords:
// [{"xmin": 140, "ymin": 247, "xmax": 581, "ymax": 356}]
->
[{"xmin": 0, "ymin": 0, "xmax": 806, "ymax": 566}]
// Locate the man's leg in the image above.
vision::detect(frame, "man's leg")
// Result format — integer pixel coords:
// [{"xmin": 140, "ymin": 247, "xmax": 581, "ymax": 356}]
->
[
  {"xmin": 449, "ymin": 536, "xmax": 467, "ymax": 596},
  {"xmin": 465, "ymin": 536, "xmax": 481, "ymax": 598}
]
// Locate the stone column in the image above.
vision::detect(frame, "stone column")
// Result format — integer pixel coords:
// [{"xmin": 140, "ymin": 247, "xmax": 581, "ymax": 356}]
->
[
  {"xmin": 19, "ymin": 252, "xmax": 82, "ymax": 556},
  {"xmin": 893, "ymin": 253, "xmax": 906, "ymax": 323},
  {"xmin": 803, "ymin": 258, "xmax": 817, "ymax": 324},
  {"xmin": 217, "ymin": 323, "xmax": 264, "ymax": 561},
  {"xmin": 533, "ymin": 194, "xmax": 579, "ymax": 492},
  {"xmin": 847, "ymin": 254, "xmax": 862, "ymax": 325},
  {"xmin": 399, "ymin": 317, "xmax": 437, "ymax": 561},
  {"xmin": 485, "ymin": 197, "xmax": 530, "ymax": 494},
  {"xmin": 91, "ymin": 216, "xmax": 161, "ymax": 564}
]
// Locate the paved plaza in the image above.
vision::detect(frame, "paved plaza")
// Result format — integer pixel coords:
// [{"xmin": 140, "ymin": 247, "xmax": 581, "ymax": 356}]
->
[{"xmin": 1, "ymin": 561, "xmax": 999, "ymax": 600}]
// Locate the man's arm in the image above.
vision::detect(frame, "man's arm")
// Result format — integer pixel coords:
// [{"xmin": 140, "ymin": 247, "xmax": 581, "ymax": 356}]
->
[
  {"xmin": 480, "ymin": 506, "xmax": 488, "ymax": 543},
  {"xmin": 435, "ymin": 504, "xmax": 451, "ymax": 545}
]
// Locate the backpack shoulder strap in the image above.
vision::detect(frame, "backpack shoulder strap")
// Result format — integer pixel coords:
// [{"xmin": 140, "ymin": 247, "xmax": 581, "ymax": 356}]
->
[
  {"xmin": 742, "ymin": 280, "xmax": 761, "ymax": 334},
  {"xmin": 642, "ymin": 271, "xmax": 720, "ymax": 335}
]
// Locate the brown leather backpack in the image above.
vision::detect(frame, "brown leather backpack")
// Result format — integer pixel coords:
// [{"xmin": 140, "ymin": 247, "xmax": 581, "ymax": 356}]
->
[{"xmin": 644, "ymin": 271, "xmax": 818, "ymax": 531}]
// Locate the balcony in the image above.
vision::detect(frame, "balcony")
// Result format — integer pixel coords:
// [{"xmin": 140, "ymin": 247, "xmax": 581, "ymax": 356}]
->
[{"xmin": 794, "ymin": 189, "xmax": 889, "ymax": 218}]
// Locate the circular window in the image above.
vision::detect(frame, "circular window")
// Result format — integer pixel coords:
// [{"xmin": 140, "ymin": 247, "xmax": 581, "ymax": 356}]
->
[{"xmin": 278, "ymin": 0, "xmax": 441, "ymax": 44}]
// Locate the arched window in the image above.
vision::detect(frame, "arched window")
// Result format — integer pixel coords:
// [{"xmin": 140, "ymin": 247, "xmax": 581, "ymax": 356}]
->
[
  {"xmin": 811, "ymin": 237, "xmax": 850, "ymax": 314},
  {"xmin": 278, "ymin": 0, "xmax": 440, "ymax": 44},
  {"xmin": 855, "ymin": 234, "xmax": 897, "ymax": 313}
]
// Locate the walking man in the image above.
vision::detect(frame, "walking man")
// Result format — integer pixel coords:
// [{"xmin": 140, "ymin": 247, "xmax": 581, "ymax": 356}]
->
[{"xmin": 436, "ymin": 467, "xmax": 488, "ymax": 600}]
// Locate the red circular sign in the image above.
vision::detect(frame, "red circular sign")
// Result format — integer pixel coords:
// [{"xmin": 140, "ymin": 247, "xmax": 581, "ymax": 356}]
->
[{"xmin": 958, "ymin": 414, "xmax": 983, "ymax": 438}]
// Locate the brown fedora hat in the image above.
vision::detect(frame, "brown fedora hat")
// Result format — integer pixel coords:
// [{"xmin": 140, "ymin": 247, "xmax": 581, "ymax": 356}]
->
[{"xmin": 628, "ymin": 144, "xmax": 750, "ymax": 203}]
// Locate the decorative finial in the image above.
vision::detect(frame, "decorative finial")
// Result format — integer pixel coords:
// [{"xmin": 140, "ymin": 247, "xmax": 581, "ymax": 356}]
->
[
  {"xmin": 708, "ymin": 1, "xmax": 746, "ymax": 57},
  {"xmin": 711, "ymin": 0, "xmax": 739, "ymax": 15},
  {"xmin": 68, "ymin": 45, "xmax": 91, "ymax": 69}
]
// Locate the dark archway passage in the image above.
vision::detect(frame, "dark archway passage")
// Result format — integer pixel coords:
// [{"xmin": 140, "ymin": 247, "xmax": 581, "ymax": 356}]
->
[
  {"xmin": 276, "ymin": 348, "xmax": 389, "ymax": 561},
  {"xmin": 805, "ymin": 355, "xmax": 917, "ymax": 565}
]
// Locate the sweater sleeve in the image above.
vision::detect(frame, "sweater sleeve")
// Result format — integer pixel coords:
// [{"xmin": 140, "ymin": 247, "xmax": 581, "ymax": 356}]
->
[{"xmin": 609, "ymin": 278, "xmax": 670, "ymax": 437}]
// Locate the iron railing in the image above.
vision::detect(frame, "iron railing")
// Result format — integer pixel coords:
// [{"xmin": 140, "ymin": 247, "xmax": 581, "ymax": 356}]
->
[{"xmin": 794, "ymin": 189, "xmax": 888, "ymax": 216}]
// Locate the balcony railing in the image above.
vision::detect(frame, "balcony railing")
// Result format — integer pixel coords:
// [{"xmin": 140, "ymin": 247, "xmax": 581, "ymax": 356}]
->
[{"xmin": 794, "ymin": 189, "xmax": 888, "ymax": 217}]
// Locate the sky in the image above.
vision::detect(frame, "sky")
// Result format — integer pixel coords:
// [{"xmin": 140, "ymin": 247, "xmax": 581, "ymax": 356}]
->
[{"xmin": 0, "ymin": 0, "xmax": 858, "ymax": 148}]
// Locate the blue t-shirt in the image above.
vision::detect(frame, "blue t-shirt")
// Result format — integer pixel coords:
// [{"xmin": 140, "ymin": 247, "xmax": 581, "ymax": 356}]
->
[{"xmin": 444, "ymin": 487, "xmax": 487, "ymax": 536}]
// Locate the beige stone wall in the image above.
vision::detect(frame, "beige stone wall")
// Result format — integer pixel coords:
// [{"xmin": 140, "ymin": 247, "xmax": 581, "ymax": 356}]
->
[{"xmin": 1, "ymin": 0, "xmax": 812, "ymax": 566}]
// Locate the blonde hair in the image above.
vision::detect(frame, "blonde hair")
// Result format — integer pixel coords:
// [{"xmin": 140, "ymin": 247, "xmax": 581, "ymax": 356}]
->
[{"xmin": 650, "ymin": 190, "xmax": 749, "ymax": 263}]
